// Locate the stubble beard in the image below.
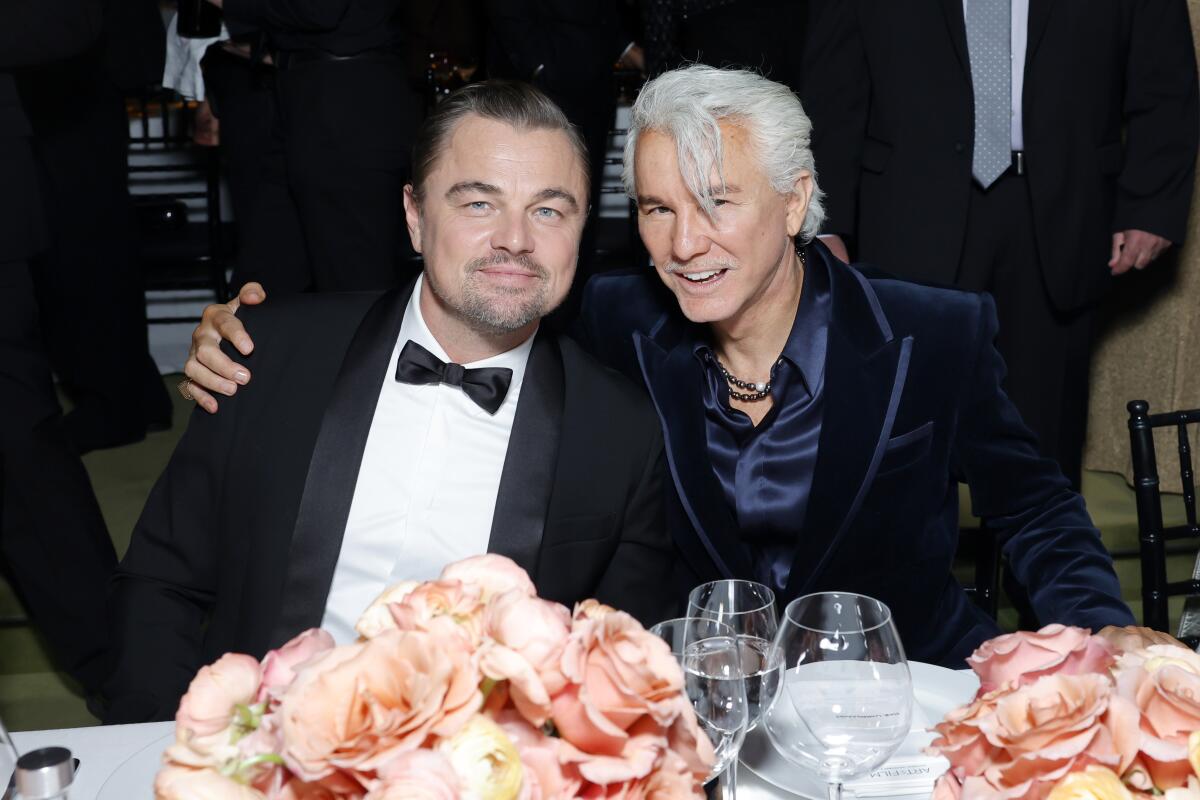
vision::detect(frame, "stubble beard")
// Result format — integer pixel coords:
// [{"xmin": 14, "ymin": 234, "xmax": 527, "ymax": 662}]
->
[{"xmin": 428, "ymin": 254, "xmax": 555, "ymax": 336}]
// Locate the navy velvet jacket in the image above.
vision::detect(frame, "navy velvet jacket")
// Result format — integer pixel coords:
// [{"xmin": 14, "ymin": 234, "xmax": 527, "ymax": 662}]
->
[{"xmin": 577, "ymin": 242, "xmax": 1135, "ymax": 668}]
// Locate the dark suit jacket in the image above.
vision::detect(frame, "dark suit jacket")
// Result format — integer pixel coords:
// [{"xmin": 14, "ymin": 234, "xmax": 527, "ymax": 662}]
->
[
  {"xmin": 802, "ymin": 0, "xmax": 1199, "ymax": 312},
  {"xmin": 578, "ymin": 243, "xmax": 1135, "ymax": 668},
  {"xmin": 107, "ymin": 283, "xmax": 673, "ymax": 723}
]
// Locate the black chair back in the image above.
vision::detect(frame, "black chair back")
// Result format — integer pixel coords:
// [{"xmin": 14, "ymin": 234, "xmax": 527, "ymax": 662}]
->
[{"xmin": 1127, "ymin": 399, "xmax": 1200, "ymax": 639}]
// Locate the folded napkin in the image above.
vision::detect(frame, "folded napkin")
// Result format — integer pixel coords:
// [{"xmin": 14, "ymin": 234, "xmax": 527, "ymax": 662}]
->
[{"xmin": 843, "ymin": 701, "xmax": 949, "ymax": 797}]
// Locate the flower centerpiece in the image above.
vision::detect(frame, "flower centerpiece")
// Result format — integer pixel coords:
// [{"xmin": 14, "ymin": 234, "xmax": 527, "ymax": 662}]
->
[
  {"xmin": 929, "ymin": 624, "xmax": 1200, "ymax": 799},
  {"xmin": 154, "ymin": 555, "xmax": 714, "ymax": 799}
]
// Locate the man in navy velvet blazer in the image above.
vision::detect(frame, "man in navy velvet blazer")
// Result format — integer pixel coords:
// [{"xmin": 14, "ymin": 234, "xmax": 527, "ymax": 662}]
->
[{"xmin": 182, "ymin": 66, "xmax": 1138, "ymax": 668}]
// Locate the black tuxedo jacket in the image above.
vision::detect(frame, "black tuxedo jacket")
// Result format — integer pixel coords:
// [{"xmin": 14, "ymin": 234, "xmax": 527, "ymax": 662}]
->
[
  {"xmin": 106, "ymin": 283, "xmax": 673, "ymax": 723},
  {"xmin": 579, "ymin": 243, "xmax": 1135, "ymax": 668},
  {"xmin": 802, "ymin": 0, "xmax": 1199, "ymax": 312}
]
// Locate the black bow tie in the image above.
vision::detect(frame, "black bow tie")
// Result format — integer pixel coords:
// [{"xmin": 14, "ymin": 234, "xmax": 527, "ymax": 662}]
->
[{"xmin": 394, "ymin": 340, "xmax": 513, "ymax": 415}]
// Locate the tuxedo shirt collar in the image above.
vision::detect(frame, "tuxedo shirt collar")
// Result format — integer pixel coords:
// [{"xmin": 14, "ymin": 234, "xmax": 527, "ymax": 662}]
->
[{"xmin": 400, "ymin": 274, "xmax": 537, "ymax": 412}]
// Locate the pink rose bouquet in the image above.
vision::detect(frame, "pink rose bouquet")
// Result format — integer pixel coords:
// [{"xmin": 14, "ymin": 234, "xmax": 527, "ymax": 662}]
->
[
  {"xmin": 929, "ymin": 624, "xmax": 1200, "ymax": 800},
  {"xmin": 155, "ymin": 555, "xmax": 713, "ymax": 799}
]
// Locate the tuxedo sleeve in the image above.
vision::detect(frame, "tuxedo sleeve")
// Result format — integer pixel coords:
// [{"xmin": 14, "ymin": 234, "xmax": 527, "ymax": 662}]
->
[
  {"xmin": 591, "ymin": 416, "xmax": 676, "ymax": 627},
  {"xmin": 801, "ymin": 0, "xmax": 869, "ymax": 238},
  {"xmin": 0, "ymin": 0, "xmax": 104, "ymax": 69},
  {"xmin": 952, "ymin": 294, "xmax": 1135, "ymax": 631},
  {"xmin": 104, "ymin": 347, "xmax": 243, "ymax": 723},
  {"xmin": 1112, "ymin": 0, "xmax": 1199, "ymax": 242}
]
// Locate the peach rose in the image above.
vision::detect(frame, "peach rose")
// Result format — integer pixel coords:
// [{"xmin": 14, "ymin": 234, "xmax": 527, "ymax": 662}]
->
[
  {"xmin": 633, "ymin": 750, "xmax": 705, "ymax": 799},
  {"xmin": 277, "ymin": 630, "xmax": 481, "ymax": 781},
  {"xmin": 929, "ymin": 683, "xmax": 1020, "ymax": 778},
  {"xmin": 493, "ymin": 710, "xmax": 581, "ymax": 800},
  {"xmin": 386, "ymin": 579, "xmax": 486, "ymax": 647},
  {"xmin": 965, "ymin": 674, "xmax": 1138, "ymax": 799},
  {"xmin": 1165, "ymin": 778, "xmax": 1200, "ymax": 800},
  {"xmin": 663, "ymin": 694, "xmax": 717, "ymax": 784},
  {"xmin": 968, "ymin": 625, "xmax": 1116, "ymax": 693},
  {"xmin": 367, "ymin": 750, "xmax": 460, "ymax": 800},
  {"xmin": 479, "ymin": 590, "xmax": 572, "ymax": 726},
  {"xmin": 554, "ymin": 610, "xmax": 684, "ymax": 751},
  {"xmin": 169, "ymin": 653, "xmax": 263, "ymax": 769},
  {"xmin": 933, "ymin": 774, "xmax": 963, "ymax": 800},
  {"xmin": 155, "ymin": 765, "xmax": 265, "ymax": 800},
  {"xmin": 261, "ymin": 629, "xmax": 336, "ymax": 702},
  {"xmin": 355, "ymin": 581, "xmax": 419, "ymax": 640},
  {"xmin": 439, "ymin": 554, "xmax": 536, "ymax": 601},
  {"xmin": 1114, "ymin": 646, "xmax": 1200, "ymax": 788},
  {"xmin": 557, "ymin": 714, "xmax": 669, "ymax": 786},
  {"xmin": 1045, "ymin": 766, "xmax": 1134, "ymax": 800}
]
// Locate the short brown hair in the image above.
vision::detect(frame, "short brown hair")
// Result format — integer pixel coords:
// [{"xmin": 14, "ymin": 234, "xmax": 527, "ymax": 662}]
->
[{"xmin": 410, "ymin": 80, "xmax": 591, "ymax": 202}]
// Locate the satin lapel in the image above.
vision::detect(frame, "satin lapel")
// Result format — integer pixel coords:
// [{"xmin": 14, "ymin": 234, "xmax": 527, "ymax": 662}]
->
[
  {"xmin": 940, "ymin": 0, "xmax": 971, "ymax": 77},
  {"xmin": 487, "ymin": 332, "xmax": 564, "ymax": 578},
  {"xmin": 270, "ymin": 281, "xmax": 414, "ymax": 647},
  {"xmin": 635, "ymin": 332, "xmax": 755, "ymax": 581},
  {"xmin": 783, "ymin": 263, "xmax": 913, "ymax": 599},
  {"xmin": 1025, "ymin": 0, "xmax": 1056, "ymax": 68}
]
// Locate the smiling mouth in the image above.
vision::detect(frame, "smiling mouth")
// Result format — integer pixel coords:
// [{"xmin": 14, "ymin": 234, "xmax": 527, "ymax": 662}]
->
[{"xmin": 677, "ymin": 268, "xmax": 728, "ymax": 284}]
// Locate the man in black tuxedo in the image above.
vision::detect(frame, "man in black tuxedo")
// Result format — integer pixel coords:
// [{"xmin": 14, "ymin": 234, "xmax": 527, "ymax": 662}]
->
[
  {"xmin": 802, "ymin": 0, "xmax": 1199, "ymax": 489},
  {"xmin": 105, "ymin": 82, "xmax": 673, "ymax": 723},
  {"xmin": 1, "ymin": 0, "xmax": 119, "ymax": 695}
]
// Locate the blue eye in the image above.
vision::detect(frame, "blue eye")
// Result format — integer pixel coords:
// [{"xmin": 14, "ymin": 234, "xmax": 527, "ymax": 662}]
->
[
  {"xmin": 534, "ymin": 207, "xmax": 561, "ymax": 219},
  {"xmin": 467, "ymin": 201, "xmax": 490, "ymax": 211}
]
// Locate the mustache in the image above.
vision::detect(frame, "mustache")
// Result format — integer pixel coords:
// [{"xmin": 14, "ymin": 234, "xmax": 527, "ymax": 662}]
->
[
  {"xmin": 466, "ymin": 253, "xmax": 550, "ymax": 279},
  {"xmin": 662, "ymin": 258, "xmax": 738, "ymax": 274}
]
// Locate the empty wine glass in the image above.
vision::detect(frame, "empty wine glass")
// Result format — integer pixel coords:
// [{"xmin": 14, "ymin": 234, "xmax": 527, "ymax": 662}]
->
[
  {"xmin": 651, "ymin": 618, "xmax": 748, "ymax": 798},
  {"xmin": 687, "ymin": 580, "xmax": 780, "ymax": 728},
  {"xmin": 763, "ymin": 592, "xmax": 912, "ymax": 800}
]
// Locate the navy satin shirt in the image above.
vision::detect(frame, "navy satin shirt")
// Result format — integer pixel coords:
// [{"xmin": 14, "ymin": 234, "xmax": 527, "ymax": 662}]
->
[{"xmin": 693, "ymin": 250, "xmax": 832, "ymax": 595}]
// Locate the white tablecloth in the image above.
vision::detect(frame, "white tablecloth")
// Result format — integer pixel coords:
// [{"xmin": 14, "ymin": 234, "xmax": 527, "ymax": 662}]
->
[{"xmin": 12, "ymin": 723, "xmax": 923, "ymax": 799}]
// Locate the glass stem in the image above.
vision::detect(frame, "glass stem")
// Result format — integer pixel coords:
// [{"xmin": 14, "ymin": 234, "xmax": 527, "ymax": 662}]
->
[
  {"xmin": 720, "ymin": 759, "xmax": 738, "ymax": 800},
  {"xmin": 827, "ymin": 782, "xmax": 843, "ymax": 800}
]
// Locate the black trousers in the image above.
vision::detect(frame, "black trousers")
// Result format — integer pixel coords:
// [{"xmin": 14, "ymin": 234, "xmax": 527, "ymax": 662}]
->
[
  {"xmin": 956, "ymin": 171, "xmax": 1094, "ymax": 490},
  {"xmin": 202, "ymin": 46, "xmax": 311, "ymax": 294},
  {"xmin": 271, "ymin": 55, "xmax": 422, "ymax": 292},
  {"xmin": 20, "ymin": 62, "xmax": 169, "ymax": 451},
  {"xmin": 0, "ymin": 260, "xmax": 116, "ymax": 694}
]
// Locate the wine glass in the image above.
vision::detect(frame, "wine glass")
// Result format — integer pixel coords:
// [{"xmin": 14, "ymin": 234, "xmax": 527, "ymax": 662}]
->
[
  {"xmin": 650, "ymin": 618, "xmax": 748, "ymax": 797},
  {"xmin": 763, "ymin": 592, "xmax": 912, "ymax": 800},
  {"xmin": 687, "ymin": 580, "xmax": 780, "ymax": 728}
]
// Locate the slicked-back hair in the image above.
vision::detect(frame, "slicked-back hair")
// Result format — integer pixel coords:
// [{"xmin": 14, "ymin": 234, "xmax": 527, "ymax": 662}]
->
[
  {"xmin": 622, "ymin": 65, "xmax": 826, "ymax": 242},
  {"xmin": 410, "ymin": 80, "xmax": 591, "ymax": 203}
]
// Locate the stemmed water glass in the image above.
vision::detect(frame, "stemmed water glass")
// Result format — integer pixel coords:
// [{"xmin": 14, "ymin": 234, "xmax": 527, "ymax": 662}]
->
[
  {"xmin": 687, "ymin": 580, "xmax": 780, "ymax": 729},
  {"xmin": 763, "ymin": 592, "xmax": 912, "ymax": 800},
  {"xmin": 650, "ymin": 617, "xmax": 749, "ymax": 798}
]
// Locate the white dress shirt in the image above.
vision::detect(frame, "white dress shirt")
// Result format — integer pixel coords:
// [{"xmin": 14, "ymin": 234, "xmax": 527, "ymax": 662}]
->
[
  {"xmin": 319, "ymin": 276, "xmax": 536, "ymax": 643},
  {"xmin": 963, "ymin": 0, "xmax": 1030, "ymax": 150}
]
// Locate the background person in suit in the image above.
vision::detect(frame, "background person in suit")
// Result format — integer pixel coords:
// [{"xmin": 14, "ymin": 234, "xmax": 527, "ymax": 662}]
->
[
  {"xmin": 208, "ymin": 0, "xmax": 424, "ymax": 292},
  {"xmin": 801, "ymin": 0, "xmax": 1199, "ymax": 491},
  {"xmin": 183, "ymin": 67, "xmax": 1142, "ymax": 667},
  {"xmin": 105, "ymin": 82, "xmax": 674, "ymax": 724},
  {"xmin": 0, "ymin": 0, "xmax": 120, "ymax": 696},
  {"xmin": 17, "ymin": 0, "xmax": 172, "ymax": 453}
]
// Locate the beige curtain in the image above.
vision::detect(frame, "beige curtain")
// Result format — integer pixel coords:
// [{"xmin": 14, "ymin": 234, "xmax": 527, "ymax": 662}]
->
[{"xmin": 1083, "ymin": 0, "xmax": 1200, "ymax": 493}]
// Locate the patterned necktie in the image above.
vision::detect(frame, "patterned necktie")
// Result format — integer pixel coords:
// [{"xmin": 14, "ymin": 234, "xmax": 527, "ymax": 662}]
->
[
  {"xmin": 394, "ymin": 340, "xmax": 513, "ymax": 415},
  {"xmin": 965, "ymin": 0, "xmax": 1012, "ymax": 188}
]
